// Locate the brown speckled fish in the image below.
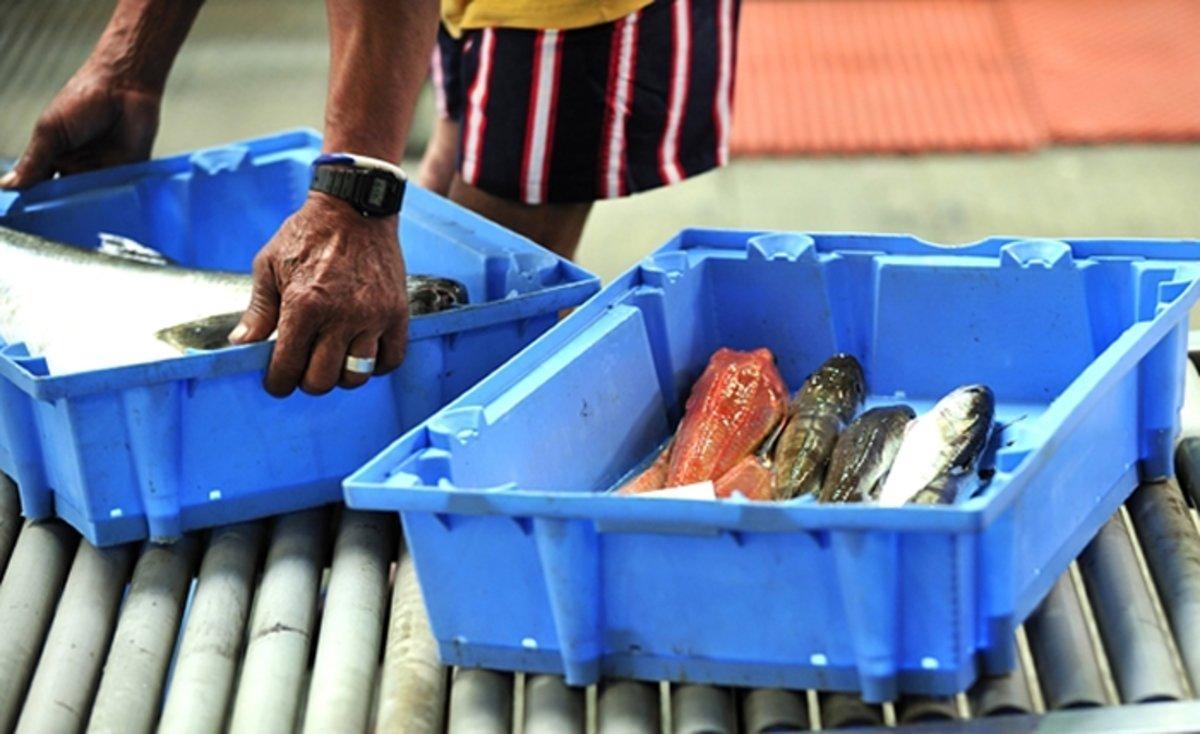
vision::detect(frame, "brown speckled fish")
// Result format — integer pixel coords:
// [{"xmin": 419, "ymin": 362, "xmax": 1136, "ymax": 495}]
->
[
  {"xmin": 666, "ymin": 348, "xmax": 788, "ymax": 487},
  {"xmin": 772, "ymin": 354, "xmax": 866, "ymax": 499}
]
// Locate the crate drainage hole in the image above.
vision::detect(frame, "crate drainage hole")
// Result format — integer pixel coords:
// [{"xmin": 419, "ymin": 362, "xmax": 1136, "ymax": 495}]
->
[
  {"xmin": 810, "ymin": 653, "xmax": 828, "ymax": 666},
  {"xmin": 522, "ymin": 637, "xmax": 539, "ymax": 650},
  {"xmin": 921, "ymin": 657, "xmax": 939, "ymax": 670}
]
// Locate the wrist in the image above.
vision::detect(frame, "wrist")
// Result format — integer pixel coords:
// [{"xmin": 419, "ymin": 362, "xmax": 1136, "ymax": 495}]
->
[{"xmin": 305, "ymin": 190, "xmax": 398, "ymax": 230}]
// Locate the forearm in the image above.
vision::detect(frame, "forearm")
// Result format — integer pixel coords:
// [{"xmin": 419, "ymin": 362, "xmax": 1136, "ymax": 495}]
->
[
  {"xmin": 87, "ymin": 0, "xmax": 206, "ymax": 92},
  {"xmin": 322, "ymin": 0, "xmax": 439, "ymax": 162}
]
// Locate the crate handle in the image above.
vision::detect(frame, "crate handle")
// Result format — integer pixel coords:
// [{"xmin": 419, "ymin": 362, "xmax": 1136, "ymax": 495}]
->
[{"xmin": 999, "ymin": 239, "xmax": 1074, "ymax": 270}]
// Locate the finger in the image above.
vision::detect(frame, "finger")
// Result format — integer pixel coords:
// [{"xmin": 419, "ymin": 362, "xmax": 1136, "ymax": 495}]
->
[
  {"xmin": 230, "ymin": 256, "xmax": 282, "ymax": 344},
  {"xmin": 376, "ymin": 320, "xmax": 408, "ymax": 375},
  {"xmin": 339, "ymin": 333, "xmax": 380, "ymax": 390},
  {"xmin": 264, "ymin": 308, "xmax": 319, "ymax": 398},
  {"xmin": 3, "ymin": 118, "xmax": 65, "ymax": 188},
  {"xmin": 300, "ymin": 331, "xmax": 353, "ymax": 396}
]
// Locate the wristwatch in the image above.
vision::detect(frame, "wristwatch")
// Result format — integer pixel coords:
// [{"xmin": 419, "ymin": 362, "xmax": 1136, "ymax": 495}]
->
[{"xmin": 309, "ymin": 152, "xmax": 407, "ymax": 217}]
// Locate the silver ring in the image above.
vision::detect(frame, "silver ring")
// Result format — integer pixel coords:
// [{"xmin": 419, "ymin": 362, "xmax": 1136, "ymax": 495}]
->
[{"xmin": 344, "ymin": 355, "xmax": 376, "ymax": 375}]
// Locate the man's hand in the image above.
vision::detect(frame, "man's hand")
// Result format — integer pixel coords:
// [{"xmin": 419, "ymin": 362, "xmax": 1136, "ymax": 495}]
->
[
  {"xmin": 0, "ymin": 65, "xmax": 160, "ymax": 189},
  {"xmin": 229, "ymin": 192, "xmax": 410, "ymax": 397}
]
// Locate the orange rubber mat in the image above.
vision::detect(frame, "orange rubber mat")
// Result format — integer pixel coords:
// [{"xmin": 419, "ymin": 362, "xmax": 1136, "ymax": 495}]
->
[
  {"xmin": 730, "ymin": 0, "xmax": 1200, "ymax": 155},
  {"xmin": 1003, "ymin": 0, "xmax": 1200, "ymax": 143}
]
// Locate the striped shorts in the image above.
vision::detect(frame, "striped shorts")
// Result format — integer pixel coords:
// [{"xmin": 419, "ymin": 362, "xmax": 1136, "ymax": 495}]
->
[{"xmin": 430, "ymin": 0, "xmax": 742, "ymax": 204}]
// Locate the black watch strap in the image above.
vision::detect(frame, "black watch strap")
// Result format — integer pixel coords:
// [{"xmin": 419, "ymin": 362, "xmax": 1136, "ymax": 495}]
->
[{"xmin": 310, "ymin": 165, "xmax": 405, "ymax": 217}]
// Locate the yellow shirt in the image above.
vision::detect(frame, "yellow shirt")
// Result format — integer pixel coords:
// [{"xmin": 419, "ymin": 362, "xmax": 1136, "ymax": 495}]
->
[{"xmin": 442, "ymin": 0, "xmax": 653, "ymax": 37}]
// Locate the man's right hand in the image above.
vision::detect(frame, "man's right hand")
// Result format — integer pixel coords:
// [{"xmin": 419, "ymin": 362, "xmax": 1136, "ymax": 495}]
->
[{"xmin": 0, "ymin": 63, "xmax": 161, "ymax": 189}]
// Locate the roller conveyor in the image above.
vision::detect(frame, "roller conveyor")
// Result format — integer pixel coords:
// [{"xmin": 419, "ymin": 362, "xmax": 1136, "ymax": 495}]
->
[{"xmin": 7, "ymin": 374, "xmax": 1200, "ymax": 732}]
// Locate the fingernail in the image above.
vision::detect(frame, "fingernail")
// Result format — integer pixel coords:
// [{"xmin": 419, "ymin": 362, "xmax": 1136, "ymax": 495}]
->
[
  {"xmin": 228, "ymin": 323, "xmax": 249, "ymax": 343},
  {"xmin": 0, "ymin": 172, "xmax": 16, "ymax": 188}
]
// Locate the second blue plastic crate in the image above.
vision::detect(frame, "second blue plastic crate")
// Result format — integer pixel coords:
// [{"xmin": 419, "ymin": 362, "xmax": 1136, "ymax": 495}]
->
[{"xmin": 347, "ymin": 229, "xmax": 1200, "ymax": 702}]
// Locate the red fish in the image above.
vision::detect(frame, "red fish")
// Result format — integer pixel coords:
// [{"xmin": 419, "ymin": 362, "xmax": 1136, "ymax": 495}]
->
[
  {"xmin": 713, "ymin": 454, "xmax": 775, "ymax": 500},
  {"xmin": 666, "ymin": 348, "xmax": 788, "ymax": 487},
  {"xmin": 617, "ymin": 442, "xmax": 672, "ymax": 495}
]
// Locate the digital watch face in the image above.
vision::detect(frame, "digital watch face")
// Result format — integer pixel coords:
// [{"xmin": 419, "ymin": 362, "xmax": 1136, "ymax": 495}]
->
[{"xmin": 368, "ymin": 178, "xmax": 388, "ymax": 207}]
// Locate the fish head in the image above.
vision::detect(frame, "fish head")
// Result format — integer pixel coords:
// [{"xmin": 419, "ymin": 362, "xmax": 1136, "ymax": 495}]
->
[
  {"xmin": 796, "ymin": 353, "xmax": 866, "ymax": 422},
  {"xmin": 936, "ymin": 385, "xmax": 996, "ymax": 471},
  {"xmin": 155, "ymin": 312, "xmax": 245, "ymax": 353}
]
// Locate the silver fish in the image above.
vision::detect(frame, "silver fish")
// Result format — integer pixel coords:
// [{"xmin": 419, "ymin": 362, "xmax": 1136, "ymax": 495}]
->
[
  {"xmin": 819, "ymin": 405, "xmax": 915, "ymax": 503},
  {"xmin": 876, "ymin": 385, "xmax": 995, "ymax": 507},
  {"xmin": 0, "ymin": 225, "xmax": 467, "ymax": 374}
]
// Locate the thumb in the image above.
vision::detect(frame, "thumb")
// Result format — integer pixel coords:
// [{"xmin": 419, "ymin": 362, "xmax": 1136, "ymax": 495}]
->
[
  {"xmin": 229, "ymin": 262, "xmax": 282, "ymax": 344},
  {"xmin": 3, "ymin": 120, "xmax": 65, "ymax": 189}
]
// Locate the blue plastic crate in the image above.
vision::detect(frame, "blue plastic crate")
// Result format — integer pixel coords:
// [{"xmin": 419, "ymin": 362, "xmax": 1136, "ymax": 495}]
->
[
  {"xmin": 346, "ymin": 229, "xmax": 1200, "ymax": 702},
  {"xmin": 0, "ymin": 129, "xmax": 599, "ymax": 547}
]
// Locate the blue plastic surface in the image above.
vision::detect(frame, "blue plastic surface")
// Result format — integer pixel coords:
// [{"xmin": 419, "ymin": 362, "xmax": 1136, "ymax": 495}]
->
[
  {"xmin": 346, "ymin": 229, "xmax": 1200, "ymax": 701},
  {"xmin": 0, "ymin": 129, "xmax": 598, "ymax": 547}
]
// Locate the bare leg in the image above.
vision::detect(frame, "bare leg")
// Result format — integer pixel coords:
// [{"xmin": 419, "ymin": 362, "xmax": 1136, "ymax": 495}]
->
[
  {"xmin": 449, "ymin": 176, "xmax": 592, "ymax": 260},
  {"xmin": 416, "ymin": 118, "xmax": 461, "ymax": 196}
]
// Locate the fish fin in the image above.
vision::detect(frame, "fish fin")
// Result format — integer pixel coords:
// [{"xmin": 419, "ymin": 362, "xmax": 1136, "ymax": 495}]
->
[
  {"xmin": 97, "ymin": 232, "xmax": 174, "ymax": 266},
  {"xmin": 155, "ymin": 312, "xmax": 245, "ymax": 353}
]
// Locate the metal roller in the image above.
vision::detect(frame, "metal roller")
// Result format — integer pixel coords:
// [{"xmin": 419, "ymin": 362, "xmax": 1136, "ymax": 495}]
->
[
  {"xmin": 1078, "ymin": 512, "xmax": 1188, "ymax": 704},
  {"xmin": 16, "ymin": 540, "xmax": 133, "ymax": 734},
  {"xmin": 446, "ymin": 669, "xmax": 513, "ymax": 734},
  {"xmin": 741, "ymin": 689, "xmax": 809, "ymax": 732},
  {"xmin": 0, "ymin": 474, "xmax": 19, "ymax": 576},
  {"xmin": 229, "ymin": 508, "xmax": 328, "ymax": 734},
  {"xmin": 895, "ymin": 695, "xmax": 961, "ymax": 724},
  {"xmin": 1127, "ymin": 481, "xmax": 1200, "ymax": 692},
  {"xmin": 671, "ymin": 685, "xmax": 735, "ymax": 734},
  {"xmin": 967, "ymin": 635, "xmax": 1036, "ymax": 717},
  {"xmin": 1175, "ymin": 437, "xmax": 1200, "ymax": 508},
  {"xmin": 598, "ymin": 680, "xmax": 660, "ymax": 734},
  {"xmin": 302, "ymin": 510, "xmax": 395, "ymax": 733},
  {"xmin": 1024, "ymin": 570, "xmax": 1109, "ymax": 709},
  {"xmin": 816, "ymin": 692, "xmax": 882, "ymax": 729},
  {"xmin": 375, "ymin": 540, "xmax": 447, "ymax": 734},
  {"xmin": 0, "ymin": 519, "xmax": 78, "ymax": 733},
  {"xmin": 88, "ymin": 535, "xmax": 200, "ymax": 734},
  {"xmin": 158, "ymin": 522, "xmax": 265, "ymax": 734},
  {"xmin": 524, "ymin": 675, "xmax": 584, "ymax": 733}
]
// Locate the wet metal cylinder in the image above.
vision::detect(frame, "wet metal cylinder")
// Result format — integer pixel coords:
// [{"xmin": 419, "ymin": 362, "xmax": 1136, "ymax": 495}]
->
[
  {"xmin": 229, "ymin": 509, "xmax": 327, "ymax": 734},
  {"xmin": 375, "ymin": 542, "xmax": 447, "ymax": 734},
  {"xmin": 671, "ymin": 685, "xmax": 735, "ymax": 734},
  {"xmin": 598, "ymin": 680, "xmax": 660, "ymax": 734},
  {"xmin": 895, "ymin": 695, "xmax": 960, "ymax": 724},
  {"xmin": 0, "ymin": 474, "xmax": 19, "ymax": 576},
  {"xmin": 1175, "ymin": 437, "xmax": 1200, "ymax": 508},
  {"xmin": 447, "ymin": 669, "xmax": 512, "ymax": 734},
  {"xmin": 1078, "ymin": 513, "xmax": 1188, "ymax": 703},
  {"xmin": 88, "ymin": 536, "xmax": 200, "ymax": 734},
  {"xmin": 16, "ymin": 540, "xmax": 132, "ymax": 734},
  {"xmin": 1024, "ymin": 571, "xmax": 1109, "ymax": 709},
  {"xmin": 158, "ymin": 522, "xmax": 264, "ymax": 734},
  {"xmin": 302, "ymin": 510, "xmax": 394, "ymax": 734},
  {"xmin": 0, "ymin": 520, "xmax": 78, "ymax": 733},
  {"xmin": 968, "ymin": 638, "xmax": 1035, "ymax": 717},
  {"xmin": 524, "ymin": 675, "xmax": 584, "ymax": 733},
  {"xmin": 741, "ymin": 689, "xmax": 809, "ymax": 732},
  {"xmin": 816, "ymin": 692, "xmax": 882, "ymax": 729},
  {"xmin": 1126, "ymin": 481, "xmax": 1200, "ymax": 693}
]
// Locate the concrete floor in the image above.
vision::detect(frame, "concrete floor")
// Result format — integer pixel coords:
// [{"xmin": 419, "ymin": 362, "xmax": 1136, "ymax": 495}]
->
[{"xmin": 3, "ymin": 0, "xmax": 1200, "ymax": 285}]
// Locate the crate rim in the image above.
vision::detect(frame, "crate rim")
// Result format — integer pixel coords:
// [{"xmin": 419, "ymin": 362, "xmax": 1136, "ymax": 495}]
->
[{"xmin": 344, "ymin": 228, "xmax": 1200, "ymax": 534}]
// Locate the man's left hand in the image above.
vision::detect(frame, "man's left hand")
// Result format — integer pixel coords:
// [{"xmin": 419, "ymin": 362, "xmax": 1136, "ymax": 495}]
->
[{"xmin": 229, "ymin": 191, "xmax": 410, "ymax": 397}]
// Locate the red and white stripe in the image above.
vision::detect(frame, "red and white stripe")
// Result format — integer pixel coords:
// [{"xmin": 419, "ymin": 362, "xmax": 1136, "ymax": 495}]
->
[
  {"xmin": 462, "ymin": 28, "xmax": 497, "ymax": 186},
  {"xmin": 658, "ymin": 0, "xmax": 692, "ymax": 184},
  {"xmin": 599, "ymin": 12, "xmax": 641, "ymax": 198},
  {"xmin": 520, "ymin": 30, "xmax": 563, "ymax": 204},
  {"xmin": 430, "ymin": 42, "xmax": 448, "ymax": 120},
  {"xmin": 713, "ymin": 0, "xmax": 734, "ymax": 166}
]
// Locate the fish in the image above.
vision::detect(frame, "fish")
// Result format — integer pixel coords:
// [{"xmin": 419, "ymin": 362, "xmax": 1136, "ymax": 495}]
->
[
  {"xmin": 876, "ymin": 385, "xmax": 995, "ymax": 507},
  {"xmin": 818, "ymin": 405, "xmax": 915, "ymax": 503},
  {"xmin": 616, "ymin": 441, "xmax": 673, "ymax": 495},
  {"xmin": 713, "ymin": 453, "xmax": 774, "ymax": 500},
  {"xmin": 772, "ymin": 354, "xmax": 866, "ymax": 499},
  {"xmin": 0, "ymin": 225, "xmax": 468, "ymax": 374},
  {"xmin": 665, "ymin": 347, "xmax": 788, "ymax": 487}
]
